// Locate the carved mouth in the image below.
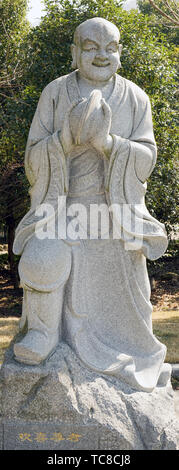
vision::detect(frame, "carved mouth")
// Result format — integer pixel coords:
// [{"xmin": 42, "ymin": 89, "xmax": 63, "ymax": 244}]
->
[{"xmin": 92, "ymin": 63, "xmax": 110, "ymax": 67}]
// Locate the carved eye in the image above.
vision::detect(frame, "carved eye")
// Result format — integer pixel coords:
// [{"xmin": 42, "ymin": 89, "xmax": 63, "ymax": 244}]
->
[
  {"xmin": 82, "ymin": 41, "xmax": 98, "ymax": 52},
  {"xmin": 106, "ymin": 44, "xmax": 118, "ymax": 53},
  {"xmin": 107, "ymin": 47, "xmax": 117, "ymax": 53},
  {"xmin": 87, "ymin": 46, "xmax": 97, "ymax": 51}
]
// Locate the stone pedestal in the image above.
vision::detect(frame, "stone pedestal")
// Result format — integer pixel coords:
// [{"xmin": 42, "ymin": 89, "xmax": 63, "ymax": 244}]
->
[{"xmin": 0, "ymin": 339, "xmax": 178, "ymax": 450}]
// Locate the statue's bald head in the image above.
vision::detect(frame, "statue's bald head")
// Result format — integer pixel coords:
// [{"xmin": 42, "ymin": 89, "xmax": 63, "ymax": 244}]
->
[
  {"xmin": 73, "ymin": 17, "xmax": 120, "ymax": 46},
  {"xmin": 71, "ymin": 17, "xmax": 122, "ymax": 83}
]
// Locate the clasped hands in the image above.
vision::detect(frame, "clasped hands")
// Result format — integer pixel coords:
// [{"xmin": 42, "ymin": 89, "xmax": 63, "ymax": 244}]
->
[{"xmin": 60, "ymin": 97, "xmax": 113, "ymax": 158}]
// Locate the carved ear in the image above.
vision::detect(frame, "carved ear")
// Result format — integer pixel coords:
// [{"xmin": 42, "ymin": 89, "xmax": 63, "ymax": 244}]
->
[
  {"xmin": 71, "ymin": 44, "xmax": 77, "ymax": 69},
  {"xmin": 117, "ymin": 44, "xmax": 123, "ymax": 69},
  {"xmin": 118, "ymin": 44, "xmax": 123, "ymax": 56}
]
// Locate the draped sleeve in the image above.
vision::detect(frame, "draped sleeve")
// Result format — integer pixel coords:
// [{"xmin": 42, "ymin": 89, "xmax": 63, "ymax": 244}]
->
[
  {"xmin": 105, "ymin": 81, "xmax": 168, "ymax": 260},
  {"xmin": 13, "ymin": 79, "xmax": 69, "ymax": 255}
]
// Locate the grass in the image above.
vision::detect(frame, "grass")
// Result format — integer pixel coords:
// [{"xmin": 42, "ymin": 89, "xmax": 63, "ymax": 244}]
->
[
  {"xmin": 0, "ymin": 312, "xmax": 178, "ymax": 365},
  {"xmin": 153, "ymin": 315, "xmax": 179, "ymax": 364},
  {"xmin": 0, "ymin": 316, "xmax": 19, "ymax": 363}
]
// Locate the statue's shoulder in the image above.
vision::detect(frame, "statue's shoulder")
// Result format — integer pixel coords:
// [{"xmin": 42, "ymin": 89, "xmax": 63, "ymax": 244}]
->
[
  {"xmin": 117, "ymin": 74, "xmax": 149, "ymax": 106},
  {"xmin": 40, "ymin": 73, "xmax": 71, "ymax": 101}
]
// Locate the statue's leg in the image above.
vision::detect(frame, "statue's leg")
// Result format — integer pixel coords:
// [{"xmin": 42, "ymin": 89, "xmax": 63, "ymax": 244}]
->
[
  {"xmin": 13, "ymin": 237, "xmax": 72, "ymax": 365},
  {"xmin": 14, "ymin": 287, "xmax": 65, "ymax": 365}
]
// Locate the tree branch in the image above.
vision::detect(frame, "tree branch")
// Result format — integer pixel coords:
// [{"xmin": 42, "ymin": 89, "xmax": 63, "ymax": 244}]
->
[
  {"xmin": 148, "ymin": 0, "xmax": 179, "ymax": 25},
  {"xmin": 172, "ymin": 0, "xmax": 179, "ymax": 9},
  {"xmin": 163, "ymin": 0, "xmax": 179, "ymax": 21},
  {"xmin": 0, "ymin": 91, "xmax": 30, "ymax": 106}
]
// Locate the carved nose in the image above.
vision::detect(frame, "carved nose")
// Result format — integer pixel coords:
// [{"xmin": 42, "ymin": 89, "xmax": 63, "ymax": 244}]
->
[{"xmin": 95, "ymin": 51, "xmax": 108, "ymax": 60}]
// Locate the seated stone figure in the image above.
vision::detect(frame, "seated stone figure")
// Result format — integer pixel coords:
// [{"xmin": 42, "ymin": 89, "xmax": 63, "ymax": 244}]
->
[{"xmin": 13, "ymin": 17, "xmax": 171, "ymax": 392}]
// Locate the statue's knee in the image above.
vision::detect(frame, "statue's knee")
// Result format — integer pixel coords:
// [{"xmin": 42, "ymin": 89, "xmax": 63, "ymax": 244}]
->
[{"xmin": 19, "ymin": 237, "xmax": 71, "ymax": 291}]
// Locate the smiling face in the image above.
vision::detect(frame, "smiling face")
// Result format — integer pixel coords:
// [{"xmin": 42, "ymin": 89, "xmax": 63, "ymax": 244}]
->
[{"xmin": 71, "ymin": 18, "xmax": 122, "ymax": 83}]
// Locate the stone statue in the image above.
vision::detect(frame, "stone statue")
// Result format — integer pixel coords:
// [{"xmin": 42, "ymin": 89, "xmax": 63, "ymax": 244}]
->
[{"xmin": 13, "ymin": 17, "xmax": 171, "ymax": 392}]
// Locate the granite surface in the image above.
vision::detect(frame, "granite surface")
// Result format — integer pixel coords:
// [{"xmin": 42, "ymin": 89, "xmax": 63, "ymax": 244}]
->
[{"xmin": 1, "ymin": 341, "xmax": 178, "ymax": 450}]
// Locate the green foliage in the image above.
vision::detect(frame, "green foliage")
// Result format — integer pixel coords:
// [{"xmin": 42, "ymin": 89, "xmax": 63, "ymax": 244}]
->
[
  {"xmin": 136, "ymin": 0, "xmax": 179, "ymax": 233},
  {"xmin": 137, "ymin": 0, "xmax": 179, "ymax": 45},
  {"xmin": 0, "ymin": 0, "xmax": 178, "ymax": 240},
  {"xmin": 0, "ymin": 0, "xmax": 30, "ymax": 286},
  {"xmin": 0, "ymin": 0, "xmax": 30, "ymax": 89}
]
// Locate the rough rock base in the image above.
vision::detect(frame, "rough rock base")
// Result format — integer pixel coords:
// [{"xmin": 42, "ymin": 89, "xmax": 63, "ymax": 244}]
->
[{"xmin": 0, "ymin": 340, "xmax": 178, "ymax": 450}]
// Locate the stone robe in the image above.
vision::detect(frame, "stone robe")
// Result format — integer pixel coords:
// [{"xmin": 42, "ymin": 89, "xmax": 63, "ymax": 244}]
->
[{"xmin": 13, "ymin": 71, "xmax": 169, "ymax": 392}]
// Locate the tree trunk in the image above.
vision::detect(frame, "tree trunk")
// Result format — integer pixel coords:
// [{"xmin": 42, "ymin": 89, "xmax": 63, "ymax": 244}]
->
[{"xmin": 6, "ymin": 216, "xmax": 19, "ymax": 289}]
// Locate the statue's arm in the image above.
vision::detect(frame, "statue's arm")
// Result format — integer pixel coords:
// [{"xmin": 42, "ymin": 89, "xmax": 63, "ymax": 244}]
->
[
  {"xmin": 25, "ymin": 83, "xmax": 66, "ymax": 188},
  {"xmin": 111, "ymin": 94, "xmax": 157, "ymax": 183},
  {"xmin": 132, "ymin": 95, "xmax": 157, "ymax": 181}
]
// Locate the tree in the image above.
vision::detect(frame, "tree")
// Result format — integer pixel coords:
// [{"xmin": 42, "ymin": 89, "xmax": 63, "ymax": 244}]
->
[
  {"xmin": 0, "ymin": 0, "xmax": 178, "ymax": 289},
  {"xmin": 148, "ymin": 0, "xmax": 179, "ymax": 27},
  {"xmin": 0, "ymin": 0, "xmax": 30, "ymax": 287},
  {"xmin": 0, "ymin": 0, "xmax": 29, "ymax": 91},
  {"xmin": 137, "ymin": 1, "xmax": 179, "ymax": 44},
  {"xmin": 136, "ymin": 0, "xmax": 179, "ymax": 234}
]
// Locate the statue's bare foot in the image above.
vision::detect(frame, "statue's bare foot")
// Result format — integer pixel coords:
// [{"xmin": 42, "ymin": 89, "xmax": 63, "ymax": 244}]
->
[{"xmin": 14, "ymin": 330, "xmax": 58, "ymax": 365}]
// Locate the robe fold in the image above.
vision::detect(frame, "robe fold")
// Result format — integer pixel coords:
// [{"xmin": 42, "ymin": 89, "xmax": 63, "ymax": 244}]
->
[{"xmin": 13, "ymin": 71, "xmax": 170, "ymax": 391}]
